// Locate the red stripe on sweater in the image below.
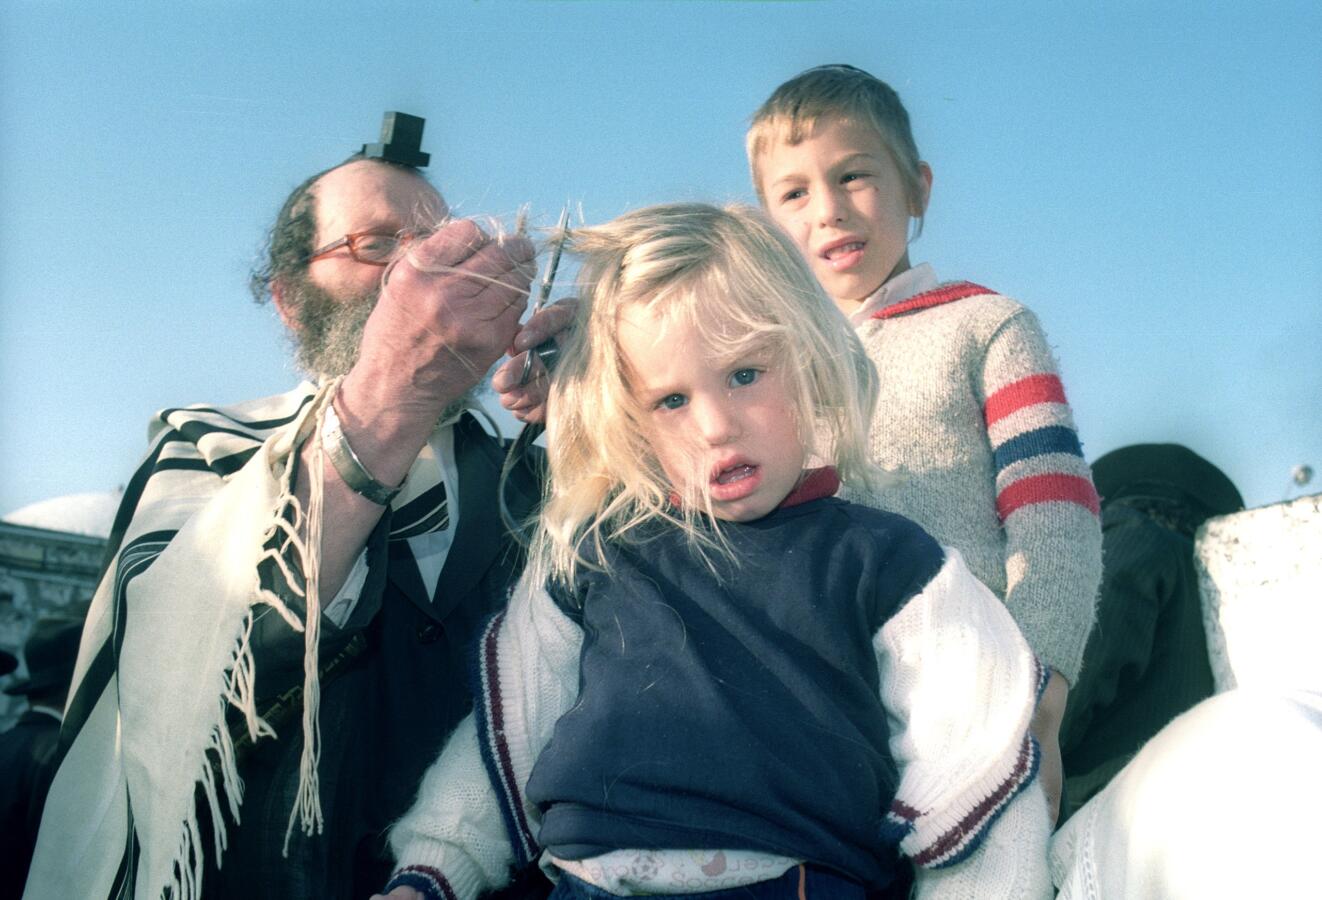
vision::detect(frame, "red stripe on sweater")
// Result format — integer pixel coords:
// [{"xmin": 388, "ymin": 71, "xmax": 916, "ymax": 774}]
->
[
  {"xmin": 996, "ymin": 473, "xmax": 1101, "ymax": 519},
  {"xmin": 983, "ymin": 374, "xmax": 1067, "ymax": 426},
  {"xmin": 872, "ymin": 281, "xmax": 993, "ymax": 320}
]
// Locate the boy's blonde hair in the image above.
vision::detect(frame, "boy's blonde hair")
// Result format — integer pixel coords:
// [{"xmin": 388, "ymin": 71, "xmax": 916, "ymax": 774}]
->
[
  {"xmin": 532, "ymin": 202, "xmax": 882, "ymax": 585},
  {"xmin": 746, "ymin": 64, "xmax": 926, "ymax": 224}
]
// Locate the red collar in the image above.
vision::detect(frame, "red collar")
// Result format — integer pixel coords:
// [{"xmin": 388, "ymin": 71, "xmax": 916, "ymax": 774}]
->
[
  {"xmin": 871, "ymin": 281, "xmax": 992, "ymax": 320},
  {"xmin": 778, "ymin": 467, "xmax": 840, "ymax": 509}
]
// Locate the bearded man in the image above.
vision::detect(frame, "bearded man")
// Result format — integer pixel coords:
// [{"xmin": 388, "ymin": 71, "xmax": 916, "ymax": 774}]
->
[{"xmin": 24, "ymin": 132, "xmax": 567, "ymax": 899}]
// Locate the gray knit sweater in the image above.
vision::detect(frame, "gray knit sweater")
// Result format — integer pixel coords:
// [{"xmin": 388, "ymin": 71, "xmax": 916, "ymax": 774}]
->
[{"xmin": 840, "ymin": 273, "xmax": 1102, "ymax": 682}]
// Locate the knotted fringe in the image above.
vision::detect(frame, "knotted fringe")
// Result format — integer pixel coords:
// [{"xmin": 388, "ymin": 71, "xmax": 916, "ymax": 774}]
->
[
  {"xmin": 164, "ymin": 383, "xmax": 337, "ymax": 900},
  {"xmin": 166, "ymin": 595, "xmax": 282, "ymax": 899},
  {"xmin": 263, "ymin": 382, "xmax": 333, "ymax": 854}
]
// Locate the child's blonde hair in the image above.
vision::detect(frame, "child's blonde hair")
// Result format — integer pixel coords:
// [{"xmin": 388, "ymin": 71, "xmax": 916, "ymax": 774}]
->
[
  {"xmin": 746, "ymin": 64, "xmax": 927, "ymax": 228},
  {"xmin": 532, "ymin": 202, "xmax": 882, "ymax": 585}
]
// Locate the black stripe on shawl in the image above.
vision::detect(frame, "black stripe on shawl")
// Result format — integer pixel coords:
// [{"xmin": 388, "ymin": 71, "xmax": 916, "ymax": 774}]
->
[
  {"xmin": 98, "ymin": 389, "xmax": 311, "ymax": 581},
  {"xmin": 58, "ymin": 642, "xmax": 114, "ymax": 754},
  {"xmin": 111, "ymin": 531, "xmax": 177, "ymax": 660},
  {"xmin": 96, "ymin": 427, "xmax": 253, "ymax": 576},
  {"xmin": 98, "ymin": 428, "xmax": 184, "ymax": 578},
  {"xmin": 59, "ymin": 531, "xmax": 176, "ymax": 752},
  {"xmin": 108, "ymin": 800, "xmax": 138, "ymax": 899},
  {"xmin": 156, "ymin": 394, "xmax": 312, "ymax": 432},
  {"xmin": 170, "ymin": 419, "xmax": 273, "ymax": 448},
  {"xmin": 154, "ymin": 446, "xmax": 258, "ymax": 478},
  {"xmin": 389, "ymin": 481, "xmax": 450, "ymax": 540}
]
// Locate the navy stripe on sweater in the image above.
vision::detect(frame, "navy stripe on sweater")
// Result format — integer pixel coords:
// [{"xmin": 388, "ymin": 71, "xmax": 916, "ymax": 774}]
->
[{"xmin": 992, "ymin": 425, "xmax": 1083, "ymax": 472}]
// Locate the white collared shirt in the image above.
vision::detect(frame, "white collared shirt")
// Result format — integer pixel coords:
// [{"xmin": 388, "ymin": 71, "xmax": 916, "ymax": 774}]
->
[
  {"xmin": 323, "ymin": 422, "xmax": 462, "ymax": 627},
  {"xmin": 847, "ymin": 262, "xmax": 938, "ymax": 326}
]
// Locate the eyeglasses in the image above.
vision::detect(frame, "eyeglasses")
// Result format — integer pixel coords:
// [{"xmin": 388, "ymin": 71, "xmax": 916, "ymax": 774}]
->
[{"xmin": 306, "ymin": 230, "xmax": 413, "ymax": 266}]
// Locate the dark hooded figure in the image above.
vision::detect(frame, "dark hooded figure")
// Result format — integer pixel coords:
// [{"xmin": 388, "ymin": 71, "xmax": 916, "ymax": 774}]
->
[{"xmin": 1060, "ymin": 443, "xmax": 1244, "ymax": 820}]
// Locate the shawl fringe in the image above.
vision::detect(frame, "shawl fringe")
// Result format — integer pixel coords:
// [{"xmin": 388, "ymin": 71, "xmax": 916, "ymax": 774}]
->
[{"xmin": 164, "ymin": 382, "xmax": 336, "ymax": 899}]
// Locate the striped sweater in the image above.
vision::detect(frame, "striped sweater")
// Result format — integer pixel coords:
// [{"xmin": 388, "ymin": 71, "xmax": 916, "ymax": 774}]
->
[{"xmin": 842, "ymin": 274, "xmax": 1102, "ymax": 683}]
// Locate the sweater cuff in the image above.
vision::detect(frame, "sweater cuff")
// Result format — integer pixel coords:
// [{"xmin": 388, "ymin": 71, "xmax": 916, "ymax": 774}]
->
[
  {"xmin": 877, "ymin": 549, "xmax": 1047, "ymax": 868},
  {"xmin": 386, "ymin": 834, "xmax": 493, "ymax": 900},
  {"xmin": 385, "ymin": 866, "xmax": 460, "ymax": 900}
]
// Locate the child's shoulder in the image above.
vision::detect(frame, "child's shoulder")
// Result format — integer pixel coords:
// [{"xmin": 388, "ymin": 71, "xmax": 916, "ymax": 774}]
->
[
  {"xmin": 814, "ymin": 499, "xmax": 950, "ymax": 608},
  {"xmin": 815, "ymin": 497, "xmax": 945, "ymax": 558}
]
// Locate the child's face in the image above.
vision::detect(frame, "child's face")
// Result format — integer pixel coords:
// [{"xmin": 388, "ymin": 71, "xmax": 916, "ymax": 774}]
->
[
  {"xmin": 618, "ymin": 304, "xmax": 806, "ymax": 523},
  {"xmin": 757, "ymin": 117, "xmax": 928, "ymax": 311}
]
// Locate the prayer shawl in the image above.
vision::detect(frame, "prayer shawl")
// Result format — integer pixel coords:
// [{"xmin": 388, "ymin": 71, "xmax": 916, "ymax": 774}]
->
[{"xmin": 25, "ymin": 381, "xmax": 457, "ymax": 900}]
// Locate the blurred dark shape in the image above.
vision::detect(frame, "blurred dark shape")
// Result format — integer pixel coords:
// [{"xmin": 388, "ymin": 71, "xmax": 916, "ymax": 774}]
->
[
  {"xmin": 1060, "ymin": 443, "xmax": 1243, "ymax": 821},
  {"xmin": 1, "ymin": 615, "xmax": 83, "ymax": 900}
]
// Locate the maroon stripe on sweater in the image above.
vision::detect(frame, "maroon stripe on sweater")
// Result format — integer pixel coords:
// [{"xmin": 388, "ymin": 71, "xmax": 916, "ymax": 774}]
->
[
  {"xmin": 395, "ymin": 865, "xmax": 459, "ymax": 900},
  {"xmin": 871, "ymin": 281, "xmax": 992, "ymax": 320},
  {"xmin": 909, "ymin": 734, "xmax": 1038, "ymax": 867},
  {"xmin": 481, "ymin": 614, "xmax": 537, "ymax": 855}
]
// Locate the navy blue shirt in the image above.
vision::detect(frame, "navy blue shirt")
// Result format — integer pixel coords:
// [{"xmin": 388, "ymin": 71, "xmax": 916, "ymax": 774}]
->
[{"xmin": 526, "ymin": 497, "xmax": 945, "ymax": 890}]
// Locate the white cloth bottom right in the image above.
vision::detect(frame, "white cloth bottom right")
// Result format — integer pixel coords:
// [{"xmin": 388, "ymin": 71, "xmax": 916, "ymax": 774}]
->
[{"xmin": 1050, "ymin": 687, "xmax": 1322, "ymax": 899}]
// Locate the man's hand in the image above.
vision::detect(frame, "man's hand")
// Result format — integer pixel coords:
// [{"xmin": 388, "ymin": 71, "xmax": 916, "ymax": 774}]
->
[
  {"xmin": 491, "ymin": 298, "xmax": 578, "ymax": 424},
  {"xmin": 342, "ymin": 220, "xmax": 536, "ymax": 437},
  {"xmin": 1031, "ymin": 667, "xmax": 1068, "ymax": 827}
]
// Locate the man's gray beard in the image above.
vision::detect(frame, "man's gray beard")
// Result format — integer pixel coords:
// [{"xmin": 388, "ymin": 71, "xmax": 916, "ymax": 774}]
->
[{"xmin": 287, "ymin": 277, "xmax": 486, "ymax": 420}]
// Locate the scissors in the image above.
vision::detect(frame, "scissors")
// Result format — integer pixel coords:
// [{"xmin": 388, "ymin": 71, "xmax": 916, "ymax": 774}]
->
[{"xmin": 519, "ymin": 204, "xmax": 571, "ymax": 385}]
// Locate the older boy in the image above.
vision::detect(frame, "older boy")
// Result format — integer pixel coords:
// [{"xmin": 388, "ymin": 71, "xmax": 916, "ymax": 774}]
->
[{"xmin": 746, "ymin": 65, "xmax": 1105, "ymax": 823}]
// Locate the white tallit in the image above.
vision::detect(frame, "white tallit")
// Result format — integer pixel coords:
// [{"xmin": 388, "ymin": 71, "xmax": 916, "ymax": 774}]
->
[{"xmin": 24, "ymin": 379, "xmax": 449, "ymax": 900}]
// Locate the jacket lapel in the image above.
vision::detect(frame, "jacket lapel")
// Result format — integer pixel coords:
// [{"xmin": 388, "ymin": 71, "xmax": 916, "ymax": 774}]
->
[
  {"xmin": 386, "ymin": 538, "xmax": 430, "ymax": 615},
  {"xmin": 427, "ymin": 415, "xmax": 507, "ymax": 621}
]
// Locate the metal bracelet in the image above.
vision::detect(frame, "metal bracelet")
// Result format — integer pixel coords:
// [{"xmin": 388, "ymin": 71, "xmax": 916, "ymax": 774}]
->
[{"xmin": 321, "ymin": 402, "xmax": 402, "ymax": 506}]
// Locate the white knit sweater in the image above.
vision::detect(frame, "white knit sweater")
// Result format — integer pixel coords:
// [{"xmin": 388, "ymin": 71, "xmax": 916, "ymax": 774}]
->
[{"xmin": 841, "ymin": 271, "xmax": 1103, "ymax": 683}]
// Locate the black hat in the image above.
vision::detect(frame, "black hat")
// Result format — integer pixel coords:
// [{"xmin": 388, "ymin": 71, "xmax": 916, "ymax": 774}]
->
[
  {"xmin": 4, "ymin": 616, "xmax": 83, "ymax": 697},
  {"xmin": 1091, "ymin": 443, "xmax": 1244, "ymax": 519}
]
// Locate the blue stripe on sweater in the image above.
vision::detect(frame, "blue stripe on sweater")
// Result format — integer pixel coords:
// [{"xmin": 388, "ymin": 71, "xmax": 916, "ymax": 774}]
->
[{"xmin": 992, "ymin": 425, "xmax": 1083, "ymax": 471}]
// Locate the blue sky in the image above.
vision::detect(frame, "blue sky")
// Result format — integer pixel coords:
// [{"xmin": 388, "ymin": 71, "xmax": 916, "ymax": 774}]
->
[{"xmin": 2, "ymin": 1, "xmax": 1319, "ymax": 516}]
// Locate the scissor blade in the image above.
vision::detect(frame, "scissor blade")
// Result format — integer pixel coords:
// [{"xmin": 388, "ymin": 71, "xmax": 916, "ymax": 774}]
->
[{"xmin": 534, "ymin": 205, "xmax": 571, "ymax": 311}]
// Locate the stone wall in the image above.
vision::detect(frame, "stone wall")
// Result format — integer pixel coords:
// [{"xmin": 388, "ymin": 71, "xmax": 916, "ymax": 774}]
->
[
  {"xmin": 1196, "ymin": 493, "xmax": 1321, "ymax": 693},
  {"xmin": 0, "ymin": 522, "xmax": 105, "ymax": 729}
]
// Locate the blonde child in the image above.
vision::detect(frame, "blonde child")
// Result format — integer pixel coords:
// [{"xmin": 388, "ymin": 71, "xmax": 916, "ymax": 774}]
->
[
  {"xmin": 376, "ymin": 203, "xmax": 1051, "ymax": 900},
  {"xmin": 747, "ymin": 65, "xmax": 1104, "ymax": 818}
]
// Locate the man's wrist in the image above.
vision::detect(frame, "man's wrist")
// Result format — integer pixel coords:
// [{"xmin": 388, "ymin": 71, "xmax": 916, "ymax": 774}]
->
[
  {"xmin": 333, "ymin": 371, "xmax": 449, "ymax": 480},
  {"xmin": 322, "ymin": 403, "xmax": 404, "ymax": 506}
]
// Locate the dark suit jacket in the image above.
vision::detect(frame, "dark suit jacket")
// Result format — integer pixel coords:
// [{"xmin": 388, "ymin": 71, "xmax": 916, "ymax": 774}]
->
[{"xmin": 205, "ymin": 415, "xmax": 546, "ymax": 898}]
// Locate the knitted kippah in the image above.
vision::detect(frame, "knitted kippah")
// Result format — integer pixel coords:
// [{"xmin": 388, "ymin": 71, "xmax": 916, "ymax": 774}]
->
[{"xmin": 1091, "ymin": 443, "xmax": 1243, "ymax": 518}]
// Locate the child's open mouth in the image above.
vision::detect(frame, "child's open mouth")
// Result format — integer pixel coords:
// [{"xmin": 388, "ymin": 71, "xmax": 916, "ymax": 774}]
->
[
  {"xmin": 711, "ymin": 462, "xmax": 761, "ymax": 502},
  {"xmin": 715, "ymin": 464, "xmax": 757, "ymax": 485},
  {"xmin": 822, "ymin": 240, "xmax": 866, "ymax": 271}
]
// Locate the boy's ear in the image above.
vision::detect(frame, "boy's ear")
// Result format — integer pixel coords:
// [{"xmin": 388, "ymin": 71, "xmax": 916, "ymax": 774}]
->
[
  {"xmin": 271, "ymin": 279, "xmax": 300, "ymax": 333},
  {"xmin": 912, "ymin": 162, "xmax": 934, "ymax": 216}
]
